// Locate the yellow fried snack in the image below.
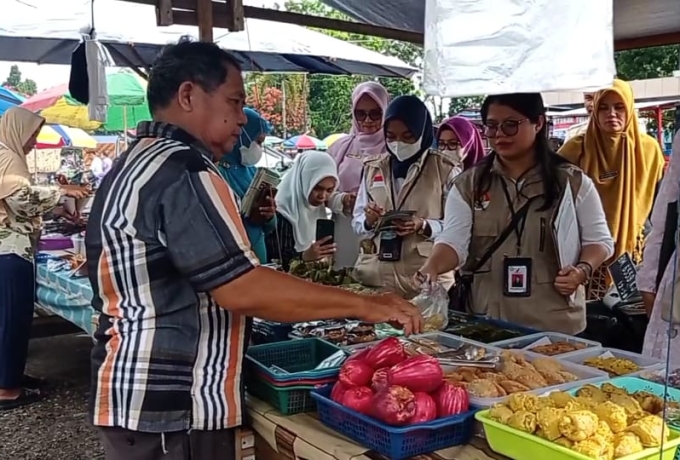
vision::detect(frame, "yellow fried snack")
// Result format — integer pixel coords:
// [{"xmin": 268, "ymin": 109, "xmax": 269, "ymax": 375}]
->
[
  {"xmin": 559, "ymin": 410, "xmax": 599, "ymax": 442},
  {"xmin": 575, "ymin": 396, "xmax": 599, "ymax": 411},
  {"xmin": 572, "ymin": 436, "xmax": 612, "ymax": 460},
  {"xmin": 554, "ymin": 437, "xmax": 574, "ymax": 448},
  {"xmin": 507, "ymin": 393, "xmax": 539, "ymax": 413},
  {"xmin": 626, "ymin": 415, "xmax": 669, "ymax": 447},
  {"xmin": 594, "ymin": 401, "xmax": 628, "ymax": 433},
  {"xmin": 583, "ymin": 357, "xmax": 640, "ymax": 376},
  {"xmin": 507, "ymin": 410, "xmax": 537, "ymax": 434},
  {"xmin": 608, "ymin": 393, "xmax": 642, "ymax": 417},
  {"xmin": 488, "ymin": 404, "xmax": 514, "ymax": 424},
  {"xmin": 537, "ymin": 407, "xmax": 564, "ymax": 441},
  {"xmin": 576, "ymin": 384, "xmax": 608, "ymax": 403},
  {"xmin": 614, "ymin": 432, "xmax": 644, "ymax": 457},
  {"xmin": 595, "ymin": 420, "xmax": 614, "ymax": 443},
  {"xmin": 536, "ymin": 396, "xmax": 557, "ymax": 410},
  {"xmin": 549, "ymin": 391, "xmax": 575, "ymax": 408}
]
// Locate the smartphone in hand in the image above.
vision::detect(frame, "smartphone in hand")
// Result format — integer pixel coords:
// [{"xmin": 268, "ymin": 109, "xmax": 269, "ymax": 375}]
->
[{"xmin": 315, "ymin": 218, "xmax": 335, "ymax": 244}]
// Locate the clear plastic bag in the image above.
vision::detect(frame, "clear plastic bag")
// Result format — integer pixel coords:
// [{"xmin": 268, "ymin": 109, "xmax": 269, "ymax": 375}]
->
[{"xmin": 410, "ymin": 279, "xmax": 449, "ymax": 332}]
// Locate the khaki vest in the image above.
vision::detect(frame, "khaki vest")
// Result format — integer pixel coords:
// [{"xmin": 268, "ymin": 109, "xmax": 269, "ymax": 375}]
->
[
  {"xmin": 454, "ymin": 159, "xmax": 586, "ymax": 334},
  {"xmin": 353, "ymin": 151, "xmax": 456, "ymax": 298}
]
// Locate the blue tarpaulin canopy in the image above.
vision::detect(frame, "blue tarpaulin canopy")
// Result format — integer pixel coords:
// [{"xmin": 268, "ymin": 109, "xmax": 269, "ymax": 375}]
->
[{"xmin": 0, "ymin": 86, "xmax": 24, "ymax": 116}]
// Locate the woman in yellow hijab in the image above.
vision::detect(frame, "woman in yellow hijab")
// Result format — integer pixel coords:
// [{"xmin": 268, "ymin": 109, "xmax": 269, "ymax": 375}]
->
[{"xmin": 559, "ymin": 79, "xmax": 665, "ymax": 298}]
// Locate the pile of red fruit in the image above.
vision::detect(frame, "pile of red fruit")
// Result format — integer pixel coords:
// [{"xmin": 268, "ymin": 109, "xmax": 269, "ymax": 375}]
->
[{"xmin": 330, "ymin": 337, "xmax": 470, "ymax": 425}]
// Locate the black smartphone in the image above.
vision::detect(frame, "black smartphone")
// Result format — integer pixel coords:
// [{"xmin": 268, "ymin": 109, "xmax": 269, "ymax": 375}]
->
[{"xmin": 315, "ymin": 219, "xmax": 335, "ymax": 244}]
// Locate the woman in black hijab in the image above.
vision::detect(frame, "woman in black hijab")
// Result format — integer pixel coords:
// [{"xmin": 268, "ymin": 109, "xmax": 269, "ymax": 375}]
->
[{"xmin": 350, "ymin": 95, "xmax": 462, "ymax": 298}]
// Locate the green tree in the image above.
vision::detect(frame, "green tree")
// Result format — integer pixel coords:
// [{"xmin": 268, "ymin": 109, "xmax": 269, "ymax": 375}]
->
[
  {"xmin": 447, "ymin": 96, "xmax": 484, "ymax": 117},
  {"xmin": 2, "ymin": 64, "xmax": 37, "ymax": 96},
  {"xmin": 614, "ymin": 45, "xmax": 679, "ymax": 81},
  {"xmin": 284, "ymin": 0, "xmax": 419, "ymax": 138}
]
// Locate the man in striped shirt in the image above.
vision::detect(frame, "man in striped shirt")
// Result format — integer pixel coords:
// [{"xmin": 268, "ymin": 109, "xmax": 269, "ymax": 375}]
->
[{"xmin": 86, "ymin": 39, "xmax": 422, "ymax": 460}]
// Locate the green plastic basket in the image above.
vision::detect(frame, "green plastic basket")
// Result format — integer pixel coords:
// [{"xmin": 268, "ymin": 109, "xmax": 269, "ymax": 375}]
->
[{"xmin": 247, "ymin": 378, "xmax": 317, "ymax": 415}]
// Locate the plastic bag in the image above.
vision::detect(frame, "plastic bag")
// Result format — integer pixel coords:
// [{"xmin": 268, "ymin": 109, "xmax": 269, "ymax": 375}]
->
[{"xmin": 410, "ymin": 279, "xmax": 449, "ymax": 332}]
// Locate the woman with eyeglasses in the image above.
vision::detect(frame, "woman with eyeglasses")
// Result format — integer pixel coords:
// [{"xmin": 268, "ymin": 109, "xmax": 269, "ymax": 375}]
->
[
  {"xmin": 217, "ymin": 107, "xmax": 276, "ymax": 263},
  {"xmin": 351, "ymin": 95, "xmax": 461, "ymax": 298},
  {"xmin": 417, "ymin": 93, "xmax": 614, "ymax": 334},
  {"xmin": 436, "ymin": 116, "xmax": 486, "ymax": 169},
  {"xmin": 327, "ymin": 82, "xmax": 390, "ymax": 269},
  {"xmin": 559, "ymin": 79, "xmax": 665, "ymax": 299}
]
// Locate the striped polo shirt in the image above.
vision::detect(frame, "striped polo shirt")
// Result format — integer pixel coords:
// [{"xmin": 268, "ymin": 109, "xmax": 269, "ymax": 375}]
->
[{"xmin": 86, "ymin": 121, "xmax": 259, "ymax": 433}]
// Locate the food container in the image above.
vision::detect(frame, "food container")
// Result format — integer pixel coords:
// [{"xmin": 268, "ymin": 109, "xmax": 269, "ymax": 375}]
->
[
  {"xmin": 445, "ymin": 313, "xmax": 538, "ymax": 343},
  {"xmin": 462, "ymin": 358, "xmax": 607, "ymax": 408},
  {"xmin": 491, "ymin": 332, "xmax": 601, "ymax": 358},
  {"xmin": 476, "ymin": 408, "xmax": 680, "ymax": 460},
  {"xmin": 311, "ymin": 385, "xmax": 478, "ymax": 460},
  {"xmin": 559, "ymin": 347, "xmax": 664, "ymax": 377},
  {"xmin": 408, "ymin": 331, "xmax": 503, "ymax": 355}
]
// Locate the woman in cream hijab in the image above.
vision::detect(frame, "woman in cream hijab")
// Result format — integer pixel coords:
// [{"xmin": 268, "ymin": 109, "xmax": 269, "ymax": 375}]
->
[
  {"xmin": 0, "ymin": 107, "xmax": 87, "ymax": 410},
  {"xmin": 559, "ymin": 79, "xmax": 665, "ymax": 299}
]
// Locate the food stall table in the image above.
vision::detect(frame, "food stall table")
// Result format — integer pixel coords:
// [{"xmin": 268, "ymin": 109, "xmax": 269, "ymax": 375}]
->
[
  {"xmin": 35, "ymin": 258, "xmax": 97, "ymax": 335},
  {"xmin": 247, "ymin": 396, "xmax": 507, "ymax": 460}
]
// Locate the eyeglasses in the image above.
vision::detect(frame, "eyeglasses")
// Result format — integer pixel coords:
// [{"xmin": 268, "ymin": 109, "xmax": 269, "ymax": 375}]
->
[
  {"xmin": 438, "ymin": 140, "xmax": 460, "ymax": 151},
  {"xmin": 483, "ymin": 118, "xmax": 529, "ymax": 137},
  {"xmin": 354, "ymin": 109, "xmax": 383, "ymax": 122}
]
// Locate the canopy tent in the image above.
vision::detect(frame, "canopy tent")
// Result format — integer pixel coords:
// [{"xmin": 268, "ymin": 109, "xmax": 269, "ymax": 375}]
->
[
  {"xmin": 36, "ymin": 125, "xmax": 97, "ymax": 149},
  {"xmin": 319, "ymin": 0, "xmax": 680, "ymax": 50},
  {"xmin": 0, "ymin": 0, "xmax": 415, "ymax": 78},
  {"xmin": 20, "ymin": 70, "xmax": 151, "ymax": 131},
  {"xmin": 0, "ymin": 86, "xmax": 24, "ymax": 116}
]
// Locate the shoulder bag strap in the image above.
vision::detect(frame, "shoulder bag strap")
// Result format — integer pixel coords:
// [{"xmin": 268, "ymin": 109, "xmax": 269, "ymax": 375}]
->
[{"xmin": 470, "ymin": 195, "xmax": 541, "ymax": 273}]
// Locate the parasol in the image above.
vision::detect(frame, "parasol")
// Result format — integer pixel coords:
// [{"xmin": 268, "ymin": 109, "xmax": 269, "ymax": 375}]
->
[
  {"xmin": 0, "ymin": 86, "xmax": 24, "ymax": 116},
  {"xmin": 36, "ymin": 125, "xmax": 97, "ymax": 149},
  {"xmin": 283, "ymin": 134, "xmax": 327, "ymax": 150},
  {"xmin": 322, "ymin": 133, "xmax": 348, "ymax": 147},
  {"xmin": 264, "ymin": 136, "xmax": 285, "ymax": 146},
  {"xmin": 20, "ymin": 70, "xmax": 151, "ymax": 131}
]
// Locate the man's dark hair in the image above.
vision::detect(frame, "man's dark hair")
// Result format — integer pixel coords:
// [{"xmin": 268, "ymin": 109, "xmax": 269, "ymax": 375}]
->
[{"xmin": 147, "ymin": 36, "xmax": 242, "ymax": 114}]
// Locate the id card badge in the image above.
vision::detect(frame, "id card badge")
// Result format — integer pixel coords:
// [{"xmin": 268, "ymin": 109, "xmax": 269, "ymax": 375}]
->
[
  {"xmin": 378, "ymin": 230, "xmax": 403, "ymax": 261},
  {"xmin": 503, "ymin": 257, "xmax": 532, "ymax": 297}
]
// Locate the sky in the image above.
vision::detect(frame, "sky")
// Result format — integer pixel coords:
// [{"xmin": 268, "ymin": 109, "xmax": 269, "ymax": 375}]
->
[{"xmin": 0, "ymin": 0, "xmax": 282, "ymax": 91}]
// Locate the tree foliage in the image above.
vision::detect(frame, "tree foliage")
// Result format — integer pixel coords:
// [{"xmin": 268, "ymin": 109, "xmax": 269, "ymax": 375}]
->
[
  {"xmin": 246, "ymin": 74, "xmax": 306, "ymax": 136},
  {"xmin": 3, "ymin": 65, "xmax": 37, "ymax": 96},
  {"xmin": 614, "ymin": 45, "xmax": 679, "ymax": 81}
]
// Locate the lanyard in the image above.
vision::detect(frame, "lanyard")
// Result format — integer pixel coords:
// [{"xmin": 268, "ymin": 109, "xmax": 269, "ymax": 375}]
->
[
  {"xmin": 388, "ymin": 155, "xmax": 428, "ymax": 211},
  {"xmin": 500, "ymin": 179, "xmax": 528, "ymax": 255}
]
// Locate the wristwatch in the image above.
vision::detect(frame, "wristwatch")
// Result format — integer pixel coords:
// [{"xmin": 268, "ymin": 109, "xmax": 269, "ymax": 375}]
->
[
  {"xmin": 575, "ymin": 261, "xmax": 593, "ymax": 284},
  {"xmin": 417, "ymin": 218, "xmax": 429, "ymax": 237}
]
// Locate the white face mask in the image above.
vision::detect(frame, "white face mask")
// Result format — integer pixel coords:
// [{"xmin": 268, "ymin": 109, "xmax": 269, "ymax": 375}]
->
[
  {"xmin": 388, "ymin": 140, "xmax": 422, "ymax": 162},
  {"xmin": 240, "ymin": 142, "xmax": 263, "ymax": 166},
  {"xmin": 441, "ymin": 146, "xmax": 467, "ymax": 165}
]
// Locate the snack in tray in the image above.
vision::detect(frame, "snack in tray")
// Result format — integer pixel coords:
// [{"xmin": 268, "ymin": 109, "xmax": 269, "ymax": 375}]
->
[
  {"xmin": 582, "ymin": 356, "xmax": 641, "ymax": 376},
  {"xmin": 529, "ymin": 341, "xmax": 587, "ymax": 356},
  {"xmin": 641, "ymin": 367, "xmax": 680, "ymax": 389},
  {"xmin": 445, "ymin": 351, "xmax": 578, "ymax": 398},
  {"xmin": 446, "ymin": 323, "xmax": 524, "ymax": 343},
  {"xmin": 488, "ymin": 381, "xmax": 673, "ymax": 459}
]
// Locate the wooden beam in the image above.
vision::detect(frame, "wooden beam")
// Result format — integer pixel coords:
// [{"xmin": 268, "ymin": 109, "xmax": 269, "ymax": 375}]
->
[
  {"xmin": 155, "ymin": 0, "xmax": 174, "ymax": 26},
  {"xmin": 196, "ymin": 0, "xmax": 213, "ymax": 42},
  {"xmin": 225, "ymin": 0, "xmax": 244, "ymax": 32},
  {"xmin": 614, "ymin": 32, "xmax": 680, "ymax": 51}
]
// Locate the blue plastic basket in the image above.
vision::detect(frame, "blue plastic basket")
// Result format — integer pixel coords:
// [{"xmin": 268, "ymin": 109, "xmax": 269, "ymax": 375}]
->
[
  {"xmin": 245, "ymin": 338, "xmax": 345, "ymax": 382},
  {"xmin": 311, "ymin": 385, "xmax": 477, "ymax": 460}
]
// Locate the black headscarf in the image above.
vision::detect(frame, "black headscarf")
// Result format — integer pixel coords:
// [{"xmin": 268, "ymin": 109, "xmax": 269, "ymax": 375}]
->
[{"xmin": 384, "ymin": 95, "xmax": 434, "ymax": 179}]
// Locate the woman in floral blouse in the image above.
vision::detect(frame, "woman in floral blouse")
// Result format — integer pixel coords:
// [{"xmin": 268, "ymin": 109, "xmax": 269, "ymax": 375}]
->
[{"xmin": 0, "ymin": 107, "xmax": 87, "ymax": 410}]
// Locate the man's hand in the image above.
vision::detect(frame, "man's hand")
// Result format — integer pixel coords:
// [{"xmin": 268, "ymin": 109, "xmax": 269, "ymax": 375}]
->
[
  {"xmin": 641, "ymin": 291, "xmax": 656, "ymax": 317},
  {"xmin": 251, "ymin": 196, "xmax": 276, "ymax": 224},
  {"xmin": 355, "ymin": 293, "xmax": 423, "ymax": 335},
  {"xmin": 554, "ymin": 265, "xmax": 587, "ymax": 296}
]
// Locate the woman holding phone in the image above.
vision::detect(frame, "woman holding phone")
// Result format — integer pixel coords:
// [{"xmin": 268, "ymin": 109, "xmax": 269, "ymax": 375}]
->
[
  {"xmin": 267, "ymin": 150, "xmax": 340, "ymax": 270},
  {"xmin": 352, "ymin": 96, "xmax": 461, "ymax": 298}
]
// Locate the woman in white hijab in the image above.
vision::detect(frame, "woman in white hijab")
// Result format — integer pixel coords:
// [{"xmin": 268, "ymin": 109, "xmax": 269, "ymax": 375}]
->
[
  {"xmin": 267, "ymin": 150, "xmax": 339, "ymax": 269},
  {"xmin": 0, "ymin": 107, "xmax": 87, "ymax": 410}
]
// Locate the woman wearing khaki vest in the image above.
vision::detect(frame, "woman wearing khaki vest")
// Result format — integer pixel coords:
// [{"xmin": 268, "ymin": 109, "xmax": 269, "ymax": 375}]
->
[
  {"xmin": 352, "ymin": 95, "xmax": 461, "ymax": 298},
  {"xmin": 418, "ymin": 93, "xmax": 614, "ymax": 334}
]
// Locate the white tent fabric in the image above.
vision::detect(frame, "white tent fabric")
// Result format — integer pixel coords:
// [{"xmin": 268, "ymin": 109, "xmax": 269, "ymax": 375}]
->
[{"xmin": 0, "ymin": 0, "xmax": 415, "ymax": 77}]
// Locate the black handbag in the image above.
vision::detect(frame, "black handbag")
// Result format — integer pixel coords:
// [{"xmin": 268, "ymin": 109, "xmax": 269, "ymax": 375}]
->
[{"xmin": 449, "ymin": 196, "xmax": 539, "ymax": 312}]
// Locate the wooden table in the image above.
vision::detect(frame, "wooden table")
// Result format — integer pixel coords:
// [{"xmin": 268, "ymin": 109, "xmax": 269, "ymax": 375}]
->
[{"xmin": 247, "ymin": 396, "xmax": 508, "ymax": 460}]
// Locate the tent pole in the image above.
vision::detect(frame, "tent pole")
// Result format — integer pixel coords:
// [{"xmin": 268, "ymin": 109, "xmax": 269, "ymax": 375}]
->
[{"xmin": 197, "ymin": 0, "xmax": 213, "ymax": 42}]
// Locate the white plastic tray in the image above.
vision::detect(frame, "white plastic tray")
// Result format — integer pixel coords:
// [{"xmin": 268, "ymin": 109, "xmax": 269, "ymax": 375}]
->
[
  {"xmin": 447, "ymin": 354, "xmax": 608, "ymax": 408},
  {"xmin": 491, "ymin": 332, "xmax": 601, "ymax": 358},
  {"xmin": 558, "ymin": 347, "xmax": 665, "ymax": 377}
]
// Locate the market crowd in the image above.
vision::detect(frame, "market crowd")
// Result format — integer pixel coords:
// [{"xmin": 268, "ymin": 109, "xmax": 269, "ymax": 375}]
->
[{"xmin": 0, "ymin": 38, "xmax": 677, "ymax": 459}]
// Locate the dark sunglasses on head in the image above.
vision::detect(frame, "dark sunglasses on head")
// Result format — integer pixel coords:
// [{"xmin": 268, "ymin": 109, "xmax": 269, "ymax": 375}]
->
[
  {"xmin": 438, "ymin": 140, "xmax": 461, "ymax": 150},
  {"xmin": 354, "ymin": 109, "xmax": 382, "ymax": 122},
  {"xmin": 483, "ymin": 118, "xmax": 529, "ymax": 137}
]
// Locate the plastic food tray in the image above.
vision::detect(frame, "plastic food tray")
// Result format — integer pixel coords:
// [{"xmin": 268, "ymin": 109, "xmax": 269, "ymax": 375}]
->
[
  {"xmin": 407, "ymin": 331, "xmax": 503, "ymax": 354},
  {"xmin": 491, "ymin": 332, "xmax": 601, "ymax": 358},
  {"xmin": 558, "ymin": 347, "xmax": 665, "ymax": 377},
  {"xmin": 311, "ymin": 385, "xmax": 477, "ymax": 460},
  {"xmin": 476, "ymin": 409, "xmax": 680, "ymax": 460},
  {"xmin": 564, "ymin": 376, "xmax": 680, "ymax": 400},
  {"xmin": 461, "ymin": 357, "xmax": 608, "ymax": 408},
  {"xmin": 245, "ymin": 338, "xmax": 345, "ymax": 382}
]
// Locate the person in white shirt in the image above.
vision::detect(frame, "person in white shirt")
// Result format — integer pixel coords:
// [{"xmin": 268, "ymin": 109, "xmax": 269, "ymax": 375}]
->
[{"xmin": 90, "ymin": 151, "xmax": 112, "ymax": 188}]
